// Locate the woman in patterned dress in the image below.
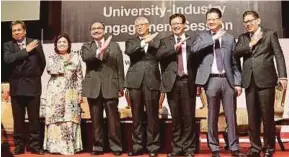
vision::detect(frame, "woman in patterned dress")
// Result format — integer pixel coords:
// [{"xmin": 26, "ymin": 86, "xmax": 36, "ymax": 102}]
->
[{"xmin": 43, "ymin": 34, "xmax": 83, "ymax": 155}]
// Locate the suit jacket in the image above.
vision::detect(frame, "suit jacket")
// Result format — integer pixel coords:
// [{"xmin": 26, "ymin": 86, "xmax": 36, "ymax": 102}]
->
[
  {"xmin": 81, "ymin": 40, "xmax": 124, "ymax": 99},
  {"xmin": 124, "ymin": 36, "xmax": 161, "ymax": 90},
  {"xmin": 3, "ymin": 37, "xmax": 46, "ymax": 96},
  {"xmin": 191, "ymin": 31, "xmax": 242, "ymax": 88},
  {"xmin": 234, "ymin": 28, "xmax": 287, "ymax": 88},
  {"xmin": 156, "ymin": 34, "xmax": 197, "ymax": 94}
]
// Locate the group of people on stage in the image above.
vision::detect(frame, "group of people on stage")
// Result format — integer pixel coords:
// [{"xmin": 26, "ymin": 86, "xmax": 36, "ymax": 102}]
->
[{"xmin": 3, "ymin": 8, "xmax": 287, "ymax": 157}]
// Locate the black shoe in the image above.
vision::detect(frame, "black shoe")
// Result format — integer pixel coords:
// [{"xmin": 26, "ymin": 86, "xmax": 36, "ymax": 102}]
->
[
  {"xmin": 112, "ymin": 151, "xmax": 122, "ymax": 156},
  {"xmin": 149, "ymin": 152, "xmax": 158, "ymax": 157},
  {"xmin": 13, "ymin": 147, "xmax": 25, "ymax": 155},
  {"xmin": 91, "ymin": 151, "xmax": 103, "ymax": 156},
  {"xmin": 231, "ymin": 150, "xmax": 245, "ymax": 157},
  {"xmin": 29, "ymin": 148, "xmax": 45, "ymax": 155},
  {"xmin": 167, "ymin": 152, "xmax": 184, "ymax": 157},
  {"xmin": 245, "ymin": 151, "xmax": 260, "ymax": 157},
  {"xmin": 185, "ymin": 152, "xmax": 195, "ymax": 157},
  {"xmin": 264, "ymin": 152, "xmax": 273, "ymax": 157},
  {"xmin": 212, "ymin": 151, "xmax": 220, "ymax": 157},
  {"xmin": 128, "ymin": 151, "xmax": 143, "ymax": 156}
]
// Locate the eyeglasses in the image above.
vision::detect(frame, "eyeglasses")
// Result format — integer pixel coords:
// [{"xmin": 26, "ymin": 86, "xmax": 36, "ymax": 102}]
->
[
  {"xmin": 206, "ymin": 18, "xmax": 220, "ymax": 22},
  {"xmin": 171, "ymin": 22, "xmax": 184, "ymax": 26},
  {"xmin": 135, "ymin": 23, "xmax": 148, "ymax": 28},
  {"xmin": 243, "ymin": 19, "xmax": 257, "ymax": 25},
  {"xmin": 91, "ymin": 27, "xmax": 104, "ymax": 31}
]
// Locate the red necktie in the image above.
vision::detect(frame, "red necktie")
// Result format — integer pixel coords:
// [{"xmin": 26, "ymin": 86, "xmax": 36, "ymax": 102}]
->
[
  {"xmin": 177, "ymin": 37, "xmax": 184, "ymax": 76},
  {"xmin": 97, "ymin": 41, "xmax": 103, "ymax": 60}
]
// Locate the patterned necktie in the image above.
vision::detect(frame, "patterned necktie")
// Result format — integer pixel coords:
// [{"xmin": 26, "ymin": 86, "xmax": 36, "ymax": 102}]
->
[
  {"xmin": 97, "ymin": 40, "xmax": 104, "ymax": 60},
  {"xmin": 97, "ymin": 40, "xmax": 102, "ymax": 48},
  {"xmin": 177, "ymin": 37, "xmax": 184, "ymax": 76},
  {"xmin": 213, "ymin": 33, "xmax": 223, "ymax": 72},
  {"xmin": 18, "ymin": 43, "xmax": 25, "ymax": 50}
]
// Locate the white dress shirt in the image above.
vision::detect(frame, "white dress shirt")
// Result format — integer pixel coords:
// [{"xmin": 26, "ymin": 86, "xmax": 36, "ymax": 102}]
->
[{"xmin": 17, "ymin": 38, "xmax": 26, "ymax": 50}]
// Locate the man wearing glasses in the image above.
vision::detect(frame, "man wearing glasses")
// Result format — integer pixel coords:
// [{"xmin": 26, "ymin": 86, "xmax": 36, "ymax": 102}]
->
[
  {"xmin": 124, "ymin": 17, "xmax": 161, "ymax": 157},
  {"xmin": 234, "ymin": 11, "xmax": 287, "ymax": 157},
  {"xmin": 157, "ymin": 13, "xmax": 197, "ymax": 157},
  {"xmin": 191, "ymin": 8, "xmax": 243, "ymax": 157},
  {"xmin": 81, "ymin": 22, "xmax": 124, "ymax": 156}
]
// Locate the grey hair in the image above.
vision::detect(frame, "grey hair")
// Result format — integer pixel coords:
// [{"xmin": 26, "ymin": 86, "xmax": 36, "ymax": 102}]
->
[{"xmin": 134, "ymin": 17, "xmax": 149, "ymax": 25}]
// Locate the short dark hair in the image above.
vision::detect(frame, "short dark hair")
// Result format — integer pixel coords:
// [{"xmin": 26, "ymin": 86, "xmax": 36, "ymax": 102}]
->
[
  {"xmin": 243, "ymin": 11, "xmax": 259, "ymax": 20},
  {"xmin": 169, "ymin": 13, "xmax": 186, "ymax": 25},
  {"xmin": 11, "ymin": 20, "xmax": 26, "ymax": 30},
  {"xmin": 206, "ymin": 8, "xmax": 222, "ymax": 19},
  {"xmin": 54, "ymin": 33, "xmax": 72, "ymax": 54},
  {"xmin": 90, "ymin": 21, "xmax": 105, "ymax": 29}
]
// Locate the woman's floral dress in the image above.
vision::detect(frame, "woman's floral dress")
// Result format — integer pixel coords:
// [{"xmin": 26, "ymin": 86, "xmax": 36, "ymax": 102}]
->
[{"xmin": 43, "ymin": 52, "xmax": 83, "ymax": 155}]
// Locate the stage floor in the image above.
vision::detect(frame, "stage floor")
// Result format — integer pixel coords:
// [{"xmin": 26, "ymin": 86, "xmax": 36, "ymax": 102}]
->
[{"xmin": 9, "ymin": 142, "xmax": 289, "ymax": 157}]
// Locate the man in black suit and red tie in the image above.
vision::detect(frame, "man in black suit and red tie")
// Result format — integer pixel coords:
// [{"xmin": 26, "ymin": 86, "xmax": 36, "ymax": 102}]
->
[
  {"xmin": 157, "ymin": 14, "xmax": 197, "ymax": 157},
  {"xmin": 3, "ymin": 20, "xmax": 46, "ymax": 155},
  {"xmin": 234, "ymin": 11, "xmax": 287, "ymax": 157}
]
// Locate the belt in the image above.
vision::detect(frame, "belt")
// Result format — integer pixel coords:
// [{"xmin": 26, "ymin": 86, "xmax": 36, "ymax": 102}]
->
[
  {"xmin": 176, "ymin": 75, "xmax": 188, "ymax": 80},
  {"xmin": 210, "ymin": 73, "xmax": 226, "ymax": 77}
]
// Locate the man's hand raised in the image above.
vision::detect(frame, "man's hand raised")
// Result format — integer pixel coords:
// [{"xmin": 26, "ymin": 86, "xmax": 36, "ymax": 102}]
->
[{"xmin": 26, "ymin": 40, "xmax": 39, "ymax": 53}]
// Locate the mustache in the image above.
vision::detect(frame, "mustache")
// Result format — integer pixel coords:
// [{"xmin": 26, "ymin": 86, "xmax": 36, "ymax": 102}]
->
[{"xmin": 92, "ymin": 31, "xmax": 102, "ymax": 35}]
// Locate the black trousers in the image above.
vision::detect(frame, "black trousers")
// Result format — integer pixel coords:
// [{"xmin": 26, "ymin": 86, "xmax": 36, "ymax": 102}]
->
[
  {"xmin": 11, "ymin": 95, "xmax": 41, "ymax": 150},
  {"xmin": 129, "ymin": 78, "xmax": 160, "ymax": 153},
  {"xmin": 245, "ymin": 75, "xmax": 275, "ymax": 153},
  {"xmin": 87, "ymin": 94, "xmax": 122, "ymax": 152},
  {"xmin": 167, "ymin": 77, "xmax": 196, "ymax": 154}
]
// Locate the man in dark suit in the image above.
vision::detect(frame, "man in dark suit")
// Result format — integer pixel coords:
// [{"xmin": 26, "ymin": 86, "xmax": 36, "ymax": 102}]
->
[
  {"xmin": 124, "ymin": 17, "xmax": 161, "ymax": 157},
  {"xmin": 191, "ymin": 8, "xmax": 243, "ymax": 157},
  {"xmin": 3, "ymin": 20, "xmax": 46, "ymax": 155},
  {"xmin": 81, "ymin": 22, "xmax": 124, "ymax": 156},
  {"xmin": 234, "ymin": 11, "xmax": 287, "ymax": 157},
  {"xmin": 156, "ymin": 14, "xmax": 197, "ymax": 157}
]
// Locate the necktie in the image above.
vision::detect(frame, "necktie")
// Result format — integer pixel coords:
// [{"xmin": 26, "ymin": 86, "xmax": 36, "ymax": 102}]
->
[
  {"xmin": 18, "ymin": 43, "xmax": 25, "ymax": 50},
  {"xmin": 177, "ymin": 37, "xmax": 184, "ymax": 76},
  {"xmin": 212, "ymin": 33, "xmax": 223, "ymax": 72},
  {"xmin": 97, "ymin": 41, "xmax": 104, "ymax": 60},
  {"xmin": 97, "ymin": 40, "xmax": 102, "ymax": 48}
]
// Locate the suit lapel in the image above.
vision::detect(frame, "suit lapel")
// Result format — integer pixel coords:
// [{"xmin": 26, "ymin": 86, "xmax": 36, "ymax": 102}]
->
[
  {"xmin": 221, "ymin": 33, "xmax": 227, "ymax": 59},
  {"xmin": 252, "ymin": 29, "xmax": 266, "ymax": 56},
  {"xmin": 12, "ymin": 41, "xmax": 21, "ymax": 52},
  {"xmin": 185, "ymin": 34, "xmax": 192, "ymax": 60},
  {"xmin": 169, "ymin": 35, "xmax": 176, "ymax": 47},
  {"xmin": 91, "ymin": 40, "xmax": 97, "ymax": 53}
]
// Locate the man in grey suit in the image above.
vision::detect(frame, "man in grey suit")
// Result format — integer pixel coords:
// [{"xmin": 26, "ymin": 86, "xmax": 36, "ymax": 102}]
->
[
  {"xmin": 157, "ymin": 14, "xmax": 197, "ymax": 157},
  {"xmin": 124, "ymin": 17, "xmax": 161, "ymax": 157},
  {"xmin": 81, "ymin": 22, "xmax": 124, "ymax": 156},
  {"xmin": 191, "ymin": 8, "xmax": 243, "ymax": 157},
  {"xmin": 234, "ymin": 11, "xmax": 287, "ymax": 157}
]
